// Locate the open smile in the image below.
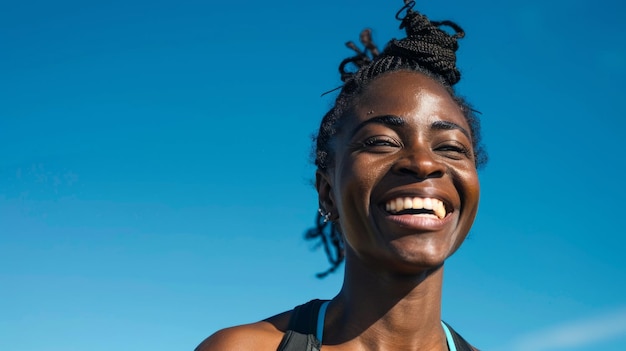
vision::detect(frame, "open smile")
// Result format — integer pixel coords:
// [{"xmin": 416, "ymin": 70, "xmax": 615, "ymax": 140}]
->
[{"xmin": 384, "ymin": 196, "xmax": 451, "ymax": 220}]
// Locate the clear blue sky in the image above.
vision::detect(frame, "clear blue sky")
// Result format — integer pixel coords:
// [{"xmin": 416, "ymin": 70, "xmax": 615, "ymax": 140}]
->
[{"xmin": 1, "ymin": 0, "xmax": 625, "ymax": 350}]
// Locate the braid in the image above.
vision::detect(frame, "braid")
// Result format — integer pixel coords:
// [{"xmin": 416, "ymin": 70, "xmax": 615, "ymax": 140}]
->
[
  {"xmin": 338, "ymin": 28, "xmax": 381, "ymax": 82},
  {"xmin": 307, "ymin": 1, "xmax": 488, "ymax": 277},
  {"xmin": 305, "ymin": 215, "xmax": 344, "ymax": 278}
]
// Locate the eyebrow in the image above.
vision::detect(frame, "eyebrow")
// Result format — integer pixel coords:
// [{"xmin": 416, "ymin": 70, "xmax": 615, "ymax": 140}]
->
[
  {"xmin": 350, "ymin": 115, "xmax": 471, "ymax": 140},
  {"xmin": 431, "ymin": 120, "xmax": 471, "ymax": 140},
  {"xmin": 350, "ymin": 115, "xmax": 406, "ymax": 138}
]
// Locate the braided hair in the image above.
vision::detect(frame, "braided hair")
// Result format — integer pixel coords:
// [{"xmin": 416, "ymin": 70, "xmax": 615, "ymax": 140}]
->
[{"xmin": 306, "ymin": 0, "xmax": 487, "ymax": 278}]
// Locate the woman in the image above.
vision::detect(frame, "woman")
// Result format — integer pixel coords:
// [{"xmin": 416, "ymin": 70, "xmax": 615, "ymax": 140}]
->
[{"xmin": 197, "ymin": 1, "xmax": 486, "ymax": 350}]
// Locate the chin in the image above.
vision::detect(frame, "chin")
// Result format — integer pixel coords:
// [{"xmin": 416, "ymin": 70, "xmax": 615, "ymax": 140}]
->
[{"xmin": 380, "ymin": 246, "xmax": 450, "ymax": 276}]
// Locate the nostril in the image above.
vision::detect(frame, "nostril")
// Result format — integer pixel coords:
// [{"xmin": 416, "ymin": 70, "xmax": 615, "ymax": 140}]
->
[
  {"xmin": 395, "ymin": 153, "xmax": 446, "ymax": 179},
  {"xmin": 399, "ymin": 167, "xmax": 444, "ymax": 179},
  {"xmin": 427, "ymin": 170, "xmax": 444, "ymax": 179}
]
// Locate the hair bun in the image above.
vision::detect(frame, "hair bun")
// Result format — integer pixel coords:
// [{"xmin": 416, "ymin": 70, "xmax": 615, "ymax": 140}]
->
[
  {"xmin": 342, "ymin": 3, "xmax": 465, "ymax": 87},
  {"xmin": 381, "ymin": 9, "xmax": 464, "ymax": 85}
]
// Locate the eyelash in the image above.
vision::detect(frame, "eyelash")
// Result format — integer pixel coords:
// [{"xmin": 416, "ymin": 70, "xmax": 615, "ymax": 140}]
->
[
  {"xmin": 436, "ymin": 143, "xmax": 471, "ymax": 157},
  {"xmin": 357, "ymin": 136, "xmax": 472, "ymax": 159},
  {"xmin": 361, "ymin": 136, "xmax": 399, "ymax": 148}
]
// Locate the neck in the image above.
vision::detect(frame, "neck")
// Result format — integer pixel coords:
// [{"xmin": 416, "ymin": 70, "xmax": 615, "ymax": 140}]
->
[{"xmin": 324, "ymin": 249, "xmax": 448, "ymax": 350}]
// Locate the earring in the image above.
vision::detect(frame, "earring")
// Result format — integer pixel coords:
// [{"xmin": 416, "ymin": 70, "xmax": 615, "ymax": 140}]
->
[{"xmin": 318, "ymin": 208, "xmax": 331, "ymax": 223}]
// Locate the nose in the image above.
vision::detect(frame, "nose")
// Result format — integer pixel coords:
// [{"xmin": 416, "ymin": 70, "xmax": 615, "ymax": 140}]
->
[{"xmin": 392, "ymin": 148, "xmax": 445, "ymax": 179}]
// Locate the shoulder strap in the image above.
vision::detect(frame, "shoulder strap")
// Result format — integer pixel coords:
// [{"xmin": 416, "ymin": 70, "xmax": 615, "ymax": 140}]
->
[
  {"xmin": 442, "ymin": 321, "xmax": 479, "ymax": 351},
  {"xmin": 287, "ymin": 299, "xmax": 326, "ymax": 335},
  {"xmin": 276, "ymin": 300, "xmax": 325, "ymax": 351},
  {"xmin": 276, "ymin": 330, "xmax": 320, "ymax": 351}
]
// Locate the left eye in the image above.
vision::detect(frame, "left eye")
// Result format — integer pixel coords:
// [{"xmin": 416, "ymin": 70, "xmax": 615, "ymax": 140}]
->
[
  {"xmin": 435, "ymin": 144, "xmax": 471, "ymax": 158},
  {"xmin": 437, "ymin": 145, "xmax": 464, "ymax": 152}
]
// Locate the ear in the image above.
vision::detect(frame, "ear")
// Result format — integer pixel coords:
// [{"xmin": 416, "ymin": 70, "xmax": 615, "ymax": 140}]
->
[{"xmin": 315, "ymin": 169, "xmax": 337, "ymax": 218}]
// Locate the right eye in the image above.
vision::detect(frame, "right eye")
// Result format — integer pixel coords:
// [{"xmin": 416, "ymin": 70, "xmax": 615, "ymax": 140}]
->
[{"xmin": 361, "ymin": 136, "xmax": 400, "ymax": 150}]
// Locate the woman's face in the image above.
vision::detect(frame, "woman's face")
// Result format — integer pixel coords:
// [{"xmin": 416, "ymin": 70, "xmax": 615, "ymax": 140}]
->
[{"xmin": 317, "ymin": 71, "xmax": 480, "ymax": 274}]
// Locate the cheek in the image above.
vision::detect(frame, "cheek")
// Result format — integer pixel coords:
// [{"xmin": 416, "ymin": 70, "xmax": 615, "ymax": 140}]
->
[
  {"xmin": 467, "ymin": 171, "xmax": 480, "ymax": 208},
  {"xmin": 334, "ymin": 156, "xmax": 387, "ymax": 227},
  {"xmin": 457, "ymin": 169, "xmax": 480, "ymax": 229},
  {"xmin": 449, "ymin": 174, "xmax": 479, "ymax": 254},
  {"xmin": 338, "ymin": 155, "xmax": 388, "ymax": 197},
  {"xmin": 454, "ymin": 165, "xmax": 480, "ymax": 201},
  {"xmin": 336, "ymin": 165, "xmax": 370, "ymax": 212}
]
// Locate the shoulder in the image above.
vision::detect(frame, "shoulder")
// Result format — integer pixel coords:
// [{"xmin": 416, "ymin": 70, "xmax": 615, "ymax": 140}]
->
[{"xmin": 195, "ymin": 311, "xmax": 292, "ymax": 351}]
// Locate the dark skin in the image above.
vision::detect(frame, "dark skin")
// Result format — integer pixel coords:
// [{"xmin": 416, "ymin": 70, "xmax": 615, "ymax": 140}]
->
[{"xmin": 196, "ymin": 71, "xmax": 480, "ymax": 351}]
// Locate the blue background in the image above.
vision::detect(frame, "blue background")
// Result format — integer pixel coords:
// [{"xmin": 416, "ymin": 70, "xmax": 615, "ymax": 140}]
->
[{"xmin": 1, "ymin": 0, "xmax": 625, "ymax": 350}]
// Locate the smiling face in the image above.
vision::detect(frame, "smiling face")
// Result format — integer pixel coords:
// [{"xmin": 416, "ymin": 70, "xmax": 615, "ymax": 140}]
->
[{"xmin": 317, "ymin": 71, "xmax": 480, "ymax": 274}]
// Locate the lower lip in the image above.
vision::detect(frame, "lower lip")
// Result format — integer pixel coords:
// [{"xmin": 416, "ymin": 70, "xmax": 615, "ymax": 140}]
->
[{"xmin": 382, "ymin": 212, "xmax": 453, "ymax": 231}]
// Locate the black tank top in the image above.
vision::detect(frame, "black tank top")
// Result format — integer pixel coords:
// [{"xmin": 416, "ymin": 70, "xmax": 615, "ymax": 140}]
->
[{"xmin": 276, "ymin": 299, "xmax": 478, "ymax": 351}]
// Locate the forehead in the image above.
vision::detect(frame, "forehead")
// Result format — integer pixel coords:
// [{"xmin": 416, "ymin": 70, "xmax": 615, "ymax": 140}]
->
[{"xmin": 351, "ymin": 71, "xmax": 468, "ymax": 131}]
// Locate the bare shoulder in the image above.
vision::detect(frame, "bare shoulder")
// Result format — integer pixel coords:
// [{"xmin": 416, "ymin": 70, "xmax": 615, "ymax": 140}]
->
[{"xmin": 195, "ymin": 311, "xmax": 292, "ymax": 351}]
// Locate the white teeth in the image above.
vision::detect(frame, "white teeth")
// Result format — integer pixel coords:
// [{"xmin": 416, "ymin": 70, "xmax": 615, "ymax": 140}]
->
[
  {"xmin": 385, "ymin": 197, "xmax": 447, "ymax": 219},
  {"xmin": 404, "ymin": 198, "xmax": 412, "ymax": 209},
  {"xmin": 423, "ymin": 198, "xmax": 433, "ymax": 210},
  {"xmin": 412, "ymin": 197, "xmax": 423, "ymax": 209},
  {"xmin": 433, "ymin": 202, "xmax": 446, "ymax": 219},
  {"xmin": 395, "ymin": 198, "xmax": 404, "ymax": 210}
]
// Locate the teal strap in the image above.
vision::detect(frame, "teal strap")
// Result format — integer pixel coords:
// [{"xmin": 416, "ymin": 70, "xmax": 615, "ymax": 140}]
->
[
  {"xmin": 316, "ymin": 300, "xmax": 330, "ymax": 342},
  {"xmin": 441, "ymin": 321, "xmax": 457, "ymax": 351}
]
